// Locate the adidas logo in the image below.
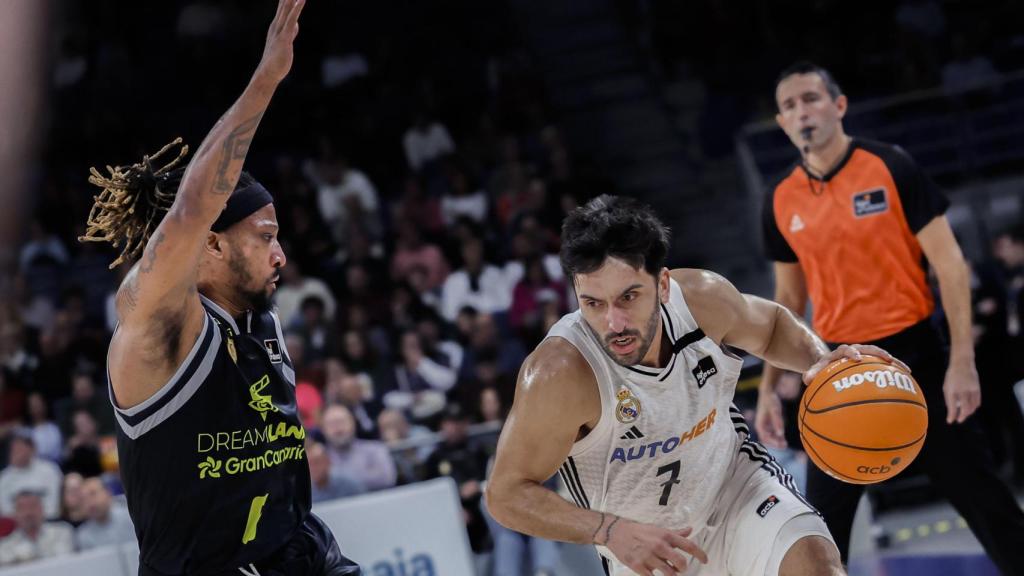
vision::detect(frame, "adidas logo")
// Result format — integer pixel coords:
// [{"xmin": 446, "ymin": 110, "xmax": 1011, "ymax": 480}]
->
[
  {"xmin": 620, "ymin": 426, "xmax": 645, "ymax": 440},
  {"xmin": 789, "ymin": 214, "xmax": 805, "ymax": 233}
]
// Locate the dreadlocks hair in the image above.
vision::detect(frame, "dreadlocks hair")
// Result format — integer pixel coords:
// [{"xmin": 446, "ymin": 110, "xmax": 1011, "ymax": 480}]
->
[{"xmin": 78, "ymin": 138, "xmax": 190, "ymax": 269}]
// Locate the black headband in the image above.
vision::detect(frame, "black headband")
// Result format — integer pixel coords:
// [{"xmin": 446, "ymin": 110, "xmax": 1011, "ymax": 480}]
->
[{"xmin": 211, "ymin": 181, "xmax": 273, "ymax": 232}]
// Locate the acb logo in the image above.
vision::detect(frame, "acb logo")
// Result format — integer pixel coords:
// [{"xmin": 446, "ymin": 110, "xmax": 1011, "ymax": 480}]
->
[{"xmin": 856, "ymin": 464, "xmax": 891, "ymax": 475}]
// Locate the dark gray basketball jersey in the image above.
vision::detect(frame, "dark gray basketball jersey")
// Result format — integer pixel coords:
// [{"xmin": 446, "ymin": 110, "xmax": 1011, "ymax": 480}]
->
[{"xmin": 111, "ymin": 296, "xmax": 311, "ymax": 575}]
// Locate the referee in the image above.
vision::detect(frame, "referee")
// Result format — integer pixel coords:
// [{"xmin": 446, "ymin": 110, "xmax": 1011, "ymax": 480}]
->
[
  {"xmin": 79, "ymin": 1, "xmax": 360, "ymax": 574},
  {"xmin": 757, "ymin": 61, "xmax": 1024, "ymax": 574}
]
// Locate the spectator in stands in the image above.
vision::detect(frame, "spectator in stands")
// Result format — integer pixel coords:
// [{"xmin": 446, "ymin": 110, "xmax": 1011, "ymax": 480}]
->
[
  {"xmin": 63, "ymin": 410, "xmax": 103, "ymax": 478},
  {"xmin": 502, "ymin": 229, "xmax": 563, "ymax": 288},
  {"xmin": 440, "ymin": 236, "xmax": 512, "ymax": 322},
  {"xmin": 388, "ymin": 281, "xmax": 435, "ymax": 330},
  {"xmin": 440, "ymin": 164, "xmax": 489, "ymax": 227},
  {"xmin": 19, "ymin": 218, "xmax": 69, "ymax": 306},
  {"xmin": 326, "ymin": 371, "xmax": 381, "ymax": 440},
  {"xmin": 0, "ymin": 320, "xmax": 37, "ymax": 394},
  {"xmin": 385, "ymin": 329, "xmax": 454, "ymax": 421},
  {"xmin": 295, "ymin": 381, "xmax": 324, "ymax": 428},
  {"xmin": 980, "ymin": 226, "xmax": 1024, "ymax": 479},
  {"xmin": 337, "ymin": 263, "xmax": 390, "ymax": 330},
  {"xmin": 320, "ymin": 404, "xmax": 396, "ymax": 491},
  {"xmin": 336, "ymin": 226, "xmax": 389, "ymax": 290},
  {"xmin": 391, "ymin": 176, "xmax": 444, "ymax": 237},
  {"xmin": 415, "ymin": 312, "xmax": 464, "ymax": 375},
  {"xmin": 273, "ymin": 261, "xmax": 336, "ymax": 330},
  {"xmin": 76, "ymin": 477, "xmax": 134, "ymax": 550},
  {"xmin": 306, "ymin": 152, "xmax": 382, "ymax": 241},
  {"xmin": 403, "ymin": 112, "xmax": 456, "ymax": 173},
  {"xmin": 340, "ymin": 328, "xmax": 394, "ymax": 395},
  {"xmin": 25, "ymin": 392, "xmax": 62, "ymax": 463},
  {"xmin": 307, "ymin": 441, "xmax": 365, "ymax": 503},
  {"xmin": 283, "ymin": 203, "xmax": 335, "ymax": 277},
  {"xmin": 508, "ymin": 256, "xmax": 568, "ymax": 346},
  {"xmin": 993, "ymin": 226, "xmax": 1024, "ymax": 349},
  {"xmin": 0, "ymin": 431, "xmax": 62, "ymax": 519},
  {"xmin": 390, "ymin": 221, "xmax": 450, "ymax": 293},
  {"xmin": 489, "ymin": 136, "xmax": 531, "ymax": 229},
  {"xmin": 60, "ymin": 472, "xmax": 87, "ymax": 528},
  {"xmin": 13, "ymin": 272, "xmax": 56, "ymax": 334},
  {"xmin": 424, "ymin": 403, "xmax": 492, "ymax": 555},
  {"xmin": 289, "ymin": 295, "xmax": 337, "ymax": 366},
  {"xmin": 54, "ymin": 371, "xmax": 115, "ymax": 437},
  {"xmin": 477, "ymin": 386, "xmax": 505, "ymax": 426},
  {"xmin": 458, "ymin": 312, "xmax": 526, "ymax": 388},
  {"xmin": 0, "ymin": 491, "xmax": 73, "ymax": 566},
  {"xmin": 377, "ymin": 408, "xmax": 433, "ymax": 485}
]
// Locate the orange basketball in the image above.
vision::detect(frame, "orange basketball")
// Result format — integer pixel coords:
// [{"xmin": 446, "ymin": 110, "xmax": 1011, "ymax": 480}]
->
[{"xmin": 798, "ymin": 354, "xmax": 927, "ymax": 484}]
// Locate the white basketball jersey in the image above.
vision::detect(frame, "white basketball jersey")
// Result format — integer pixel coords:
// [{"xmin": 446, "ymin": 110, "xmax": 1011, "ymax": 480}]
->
[{"xmin": 546, "ymin": 278, "xmax": 746, "ymax": 559}]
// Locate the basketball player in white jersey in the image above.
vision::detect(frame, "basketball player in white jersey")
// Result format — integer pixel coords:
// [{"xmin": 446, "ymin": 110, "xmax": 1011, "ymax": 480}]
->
[{"xmin": 486, "ymin": 195, "xmax": 905, "ymax": 575}]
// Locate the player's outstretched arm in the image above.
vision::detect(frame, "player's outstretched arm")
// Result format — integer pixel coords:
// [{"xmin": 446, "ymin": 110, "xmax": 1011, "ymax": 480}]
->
[
  {"xmin": 116, "ymin": 0, "xmax": 304, "ymax": 326},
  {"xmin": 109, "ymin": 0, "xmax": 304, "ymax": 408},
  {"xmin": 486, "ymin": 338, "xmax": 706, "ymax": 575},
  {"xmin": 678, "ymin": 268, "xmax": 908, "ymax": 378}
]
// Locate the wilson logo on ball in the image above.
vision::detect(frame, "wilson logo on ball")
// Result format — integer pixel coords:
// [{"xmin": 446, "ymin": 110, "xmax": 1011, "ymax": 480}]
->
[{"xmin": 831, "ymin": 369, "xmax": 916, "ymax": 394}]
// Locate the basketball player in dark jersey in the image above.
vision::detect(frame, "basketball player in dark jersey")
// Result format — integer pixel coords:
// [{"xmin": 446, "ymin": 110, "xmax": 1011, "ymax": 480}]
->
[{"xmin": 78, "ymin": 1, "xmax": 360, "ymax": 574}]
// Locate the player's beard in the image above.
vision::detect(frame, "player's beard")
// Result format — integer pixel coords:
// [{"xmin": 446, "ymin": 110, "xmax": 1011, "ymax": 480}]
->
[
  {"xmin": 594, "ymin": 299, "xmax": 661, "ymax": 367},
  {"xmin": 228, "ymin": 252, "xmax": 274, "ymax": 313}
]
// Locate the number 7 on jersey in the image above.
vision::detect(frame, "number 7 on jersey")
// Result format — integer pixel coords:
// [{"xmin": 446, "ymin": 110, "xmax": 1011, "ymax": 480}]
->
[{"xmin": 656, "ymin": 460, "xmax": 681, "ymax": 505}]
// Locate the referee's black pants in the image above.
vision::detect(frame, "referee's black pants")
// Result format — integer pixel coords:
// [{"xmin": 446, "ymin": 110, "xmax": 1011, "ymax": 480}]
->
[{"xmin": 804, "ymin": 320, "xmax": 1024, "ymax": 575}]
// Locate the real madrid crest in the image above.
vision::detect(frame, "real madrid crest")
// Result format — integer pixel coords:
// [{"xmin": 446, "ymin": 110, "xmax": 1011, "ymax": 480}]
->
[{"xmin": 615, "ymin": 388, "xmax": 641, "ymax": 424}]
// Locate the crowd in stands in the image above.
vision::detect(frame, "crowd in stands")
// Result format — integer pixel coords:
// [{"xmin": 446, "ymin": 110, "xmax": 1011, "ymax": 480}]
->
[
  {"xmin": 2, "ymin": 0, "xmax": 1024, "ymax": 572},
  {"xmin": 0, "ymin": 0, "xmax": 579, "ymax": 570}
]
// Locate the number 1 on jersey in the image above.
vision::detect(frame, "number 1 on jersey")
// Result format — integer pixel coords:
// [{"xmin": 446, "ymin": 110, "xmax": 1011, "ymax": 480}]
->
[
  {"xmin": 656, "ymin": 460, "xmax": 681, "ymax": 505},
  {"xmin": 242, "ymin": 493, "xmax": 269, "ymax": 544}
]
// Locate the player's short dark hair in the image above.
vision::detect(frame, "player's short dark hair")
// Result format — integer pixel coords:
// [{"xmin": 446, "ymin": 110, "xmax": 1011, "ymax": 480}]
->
[
  {"xmin": 775, "ymin": 60, "xmax": 843, "ymax": 101},
  {"xmin": 560, "ymin": 194, "xmax": 670, "ymax": 281}
]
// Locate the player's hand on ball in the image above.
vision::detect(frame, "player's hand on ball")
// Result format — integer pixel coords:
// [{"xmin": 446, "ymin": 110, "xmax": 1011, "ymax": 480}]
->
[
  {"xmin": 258, "ymin": 0, "xmax": 305, "ymax": 84},
  {"xmin": 803, "ymin": 344, "xmax": 910, "ymax": 386},
  {"xmin": 603, "ymin": 519, "xmax": 707, "ymax": 575}
]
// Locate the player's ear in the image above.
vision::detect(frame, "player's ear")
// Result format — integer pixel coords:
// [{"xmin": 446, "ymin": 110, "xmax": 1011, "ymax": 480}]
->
[
  {"xmin": 659, "ymin": 268, "xmax": 671, "ymax": 303},
  {"xmin": 204, "ymin": 231, "xmax": 227, "ymax": 260},
  {"xmin": 835, "ymin": 94, "xmax": 848, "ymax": 119}
]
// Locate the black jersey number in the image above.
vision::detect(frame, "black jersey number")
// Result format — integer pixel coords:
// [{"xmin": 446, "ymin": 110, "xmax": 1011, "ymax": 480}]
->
[{"xmin": 656, "ymin": 460, "xmax": 681, "ymax": 506}]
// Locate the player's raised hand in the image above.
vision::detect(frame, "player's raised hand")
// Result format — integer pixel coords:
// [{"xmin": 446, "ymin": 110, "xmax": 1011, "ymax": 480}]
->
[
  {"xmin": 258, "ymin": 0, "xmax": 305, "ymax": 84},
  {"xmin": 602, "ymin": 519, "xmax": 707, "ymax": 575}
]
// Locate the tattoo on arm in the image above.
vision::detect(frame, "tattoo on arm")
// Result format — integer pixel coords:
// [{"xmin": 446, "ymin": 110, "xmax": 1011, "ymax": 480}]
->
[
  {"xmin": 139, "ymin": 231, "xmax": 166, "ymax": 274},
  {"xmin": 591, "ymin": 512, "xmax": 606, "ymax": 544},
  {"xmin": 212, "ymin": 113, "xmax": 263, "ymax": 195}
]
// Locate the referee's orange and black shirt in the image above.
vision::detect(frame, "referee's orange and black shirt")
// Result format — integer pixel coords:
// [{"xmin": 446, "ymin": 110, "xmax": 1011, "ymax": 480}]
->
[{"xmin": 762, "ymin": 138, "xmax": 950, "ymax": 343}]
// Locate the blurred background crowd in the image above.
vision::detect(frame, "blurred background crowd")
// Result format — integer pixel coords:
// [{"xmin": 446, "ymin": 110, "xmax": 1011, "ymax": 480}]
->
[{"xmin": 2, "ymin": 0, "xmax": 1024, "ymax": 572}]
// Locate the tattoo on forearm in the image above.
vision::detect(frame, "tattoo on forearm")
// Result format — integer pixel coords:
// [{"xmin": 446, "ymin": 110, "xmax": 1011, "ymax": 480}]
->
[
  {"xmin": 591, "ymin": 512, "xmax": 606, "ymax": 544},
  {"xmin": 139, "ymin": 231, "xmax": 166, "ymax": 274},
  {"xmin": 604, "ymin": 516, "xmax": 620, "ymax": 544},
  {"xmin": 212, "ymin": 113, "xmax": 263, "ymax": 194}
]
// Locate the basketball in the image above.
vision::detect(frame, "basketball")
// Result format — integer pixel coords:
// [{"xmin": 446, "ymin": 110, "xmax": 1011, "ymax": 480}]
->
[{"xmin": 798, "ymin": 354, "xmax": 927, "ymax": 484}]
